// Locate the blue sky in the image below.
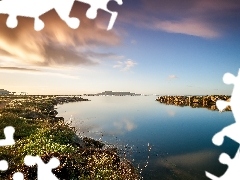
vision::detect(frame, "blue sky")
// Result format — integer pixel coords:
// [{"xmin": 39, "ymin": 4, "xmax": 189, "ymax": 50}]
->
[{"xmin": 0, "ymin": 0, "xmax": 240, "ymax": 95}]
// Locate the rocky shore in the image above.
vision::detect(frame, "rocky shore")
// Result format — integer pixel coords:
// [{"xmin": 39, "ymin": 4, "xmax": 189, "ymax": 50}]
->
[
  {"xmin": 156, "ymin": 95, "xmax": 231, "ymax": 111},
  {"xmin": 0, "ymin": 95, "xmax": 140, "ymax": 179}
]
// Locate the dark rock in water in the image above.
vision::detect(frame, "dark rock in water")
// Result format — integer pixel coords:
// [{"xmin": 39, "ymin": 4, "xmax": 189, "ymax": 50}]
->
[
  {"xmin": 72, "ymin": 136, "xmax": 105, "ymax": 149},
  {"xmin": 82, "ymin": 137, "xmax": 105, "ymax": 148},
  {"xmin": 51, "ymin": 117, "xmax": 64, "ymax": 122},
  {"xmin": 71, "ymin": 134, "xmax": 86, "ymax": 148},
  {"xmin": 49, "ymin": 110, "xmax": 58, "ymax": 117}
]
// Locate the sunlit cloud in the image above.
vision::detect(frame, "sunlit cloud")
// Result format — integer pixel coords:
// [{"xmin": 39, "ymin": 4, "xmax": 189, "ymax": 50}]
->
[
  {"xmin": 120, "ymin": 16, "xmax": 219, "ymax": 39},
  {"xmin": 120, "ymin": 12, "xmax": 220, "ymax": 38},
  {"xmin": 152, "ymin": 18, "xmax": 220, "ymax": 38},
  {"xmin": 0, "ymin": 2, "xmax": 122, "ymax": 68},
  {"xmin": 0, "ymin": 66, "xmax": 79, "ymax": 79},
  {"xmin": 113, "ymin": 59, "xmax": 137, "ymax": 71},
  {"xmin": 0, "ymin": 66, "xmax": 39, "ymax": 72}
]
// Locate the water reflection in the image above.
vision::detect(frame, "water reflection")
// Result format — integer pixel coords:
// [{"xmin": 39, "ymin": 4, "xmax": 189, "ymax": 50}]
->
[
  {"xmin": 157, "ymin": 149, "xmax": 219, "ymax": 169},
  {"xmin": 167, "ymin": 110, "xmax": 176, "ymax": 117},
  {"xmin": 156, "ymin": 95, "xmax": 231, "ymax": 112},
  {"xmin": 113, "ymin": 118, "xmax": 137, "ymax": 133},
  {"xmin": 57, "ymin": 96, "xmax": 236, "ymax": 180}
]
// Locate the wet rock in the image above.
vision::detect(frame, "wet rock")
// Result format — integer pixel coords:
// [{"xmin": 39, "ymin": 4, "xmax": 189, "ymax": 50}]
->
[
  {"xmin": 156, "ymin": 95, "xmax": 231, "ymax": 111},
  {"xmin": 49, "ymin": 110, "xmax": 58, "ymax": 117},
  {"xmin": 82, "ymin": 137, "xmax": 105, "ymax": 148},
  {"xmin": 71, "ymin": 134, "xmax": 86, "ymax": 148}
]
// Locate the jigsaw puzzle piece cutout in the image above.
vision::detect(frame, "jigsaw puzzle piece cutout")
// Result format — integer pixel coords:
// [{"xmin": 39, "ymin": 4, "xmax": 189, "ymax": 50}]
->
[
  {"xmin": 53, "ymin": 0, "xmax": 80, "ymax": 29},
  {"xmin": 222, "ymin": 72, "xmax": 236, "ymax": 85},
  {"xmin": 206, "ymin": 148, "xmax": 240, "ymax": 180},
  {"xmin": 206, "ymin": 70, "xmax": 240, "ymax": 179},
  {"xmin": 220, "ymin": 70, "xmax": 240, "ymax": 122},
  {"xmin": 212, "ymin": 123, "xmax": 240, "ymax": 146},
  {"xmin": 0, "ymin": 127, "xmax": 16, "ymax": 177},
  {"xmin": 216, "ymin": 100, "xmax": 230, "ymax": 112},
  {"xmin": 24, "ymin": 155, "xmax": 60, "ymax": 180},
  {"xmin": 0, "ymin": 160, "xmax": 8, "ymax": 171},
  {"xmin": 76, "ymin": 0, "xmax": 123, "ymax": 30},
  {"xmin": 0, "ymin": 0, "xmax": 80, "ymax": 31},
  {"xmin": 0, "ymin": 0, "xmax": 53, "ymax": 30},
  {"xmin": 0, "ymin": 126, "xmax": 15, "ymax": 146},
  {"xmin": 12, "ymin": 172, "xmax": 24, "ymax": 180}
]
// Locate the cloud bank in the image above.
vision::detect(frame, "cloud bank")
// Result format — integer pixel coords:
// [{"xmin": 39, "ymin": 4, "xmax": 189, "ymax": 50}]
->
[{"xmin": 0, "ymin": 2, "xmax": 122, "ymax": 68}]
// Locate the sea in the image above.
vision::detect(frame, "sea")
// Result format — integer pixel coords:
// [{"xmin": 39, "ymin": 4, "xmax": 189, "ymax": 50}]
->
[{"xmin": 56, "ymin": 96, "xmax": 238, "ymax": 180}]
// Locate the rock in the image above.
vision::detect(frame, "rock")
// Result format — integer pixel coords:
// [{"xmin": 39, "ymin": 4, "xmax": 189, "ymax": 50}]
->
[
  {"xmin": 156, "ymin": 95, "xmax": 231, "ymax": 111},
  {"xmin": 49, "ymin": 110, "xmax": 58, "ymax": 117},
  {"xmin": 24, "ymin": 111, "xmax": 42, "ymax": 119},
  {"xmin": 71, "ymin": 135, "xmax": 86, "ymax": 148}
]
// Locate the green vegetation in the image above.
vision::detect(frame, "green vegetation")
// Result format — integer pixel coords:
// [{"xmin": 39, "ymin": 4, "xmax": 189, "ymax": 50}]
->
[{"xmin": 0, "ymin": 96, "xmax": 140, "ymax": 179}]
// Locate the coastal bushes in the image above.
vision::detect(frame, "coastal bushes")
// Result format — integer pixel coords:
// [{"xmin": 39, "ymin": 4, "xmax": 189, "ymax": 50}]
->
[
  {"xmin": 0, "ymin": 96, "xmax": 140, "ymax": 179},
  {"xmin": 0, "ymin": 113, "xmax": 40, "ymax": 140}
]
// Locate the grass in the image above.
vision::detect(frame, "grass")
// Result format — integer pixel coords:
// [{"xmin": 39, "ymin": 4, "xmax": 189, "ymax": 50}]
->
[{"xmin": 0, "ymin": 96, "xmax": 140, "ymax": 179}]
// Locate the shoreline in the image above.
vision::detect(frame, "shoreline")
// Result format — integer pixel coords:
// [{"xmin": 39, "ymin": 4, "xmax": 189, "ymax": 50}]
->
[{"xmin": 0, "ymin": 95, "xmax": 140, "ymax": 179}]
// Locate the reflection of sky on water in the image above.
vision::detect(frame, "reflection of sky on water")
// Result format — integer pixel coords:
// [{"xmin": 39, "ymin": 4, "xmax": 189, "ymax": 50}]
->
[{"xmin": 57, "ymin": 96, "xmax": 238, "ymax": 179}]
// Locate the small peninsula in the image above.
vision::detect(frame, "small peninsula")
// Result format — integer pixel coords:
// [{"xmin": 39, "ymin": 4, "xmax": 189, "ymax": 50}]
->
[{"xmin": 156, "ymin": 95, "xmax": 231, "ymax": 111}]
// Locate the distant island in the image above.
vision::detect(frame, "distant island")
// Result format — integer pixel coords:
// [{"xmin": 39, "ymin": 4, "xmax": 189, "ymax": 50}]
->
[
  {"xmin": 0, "ymin": 89, "xmax": 27, "ymax": 95},
  {"xmin": 84, "ymin": 91, "xmax": 141, "ymax": 96}
]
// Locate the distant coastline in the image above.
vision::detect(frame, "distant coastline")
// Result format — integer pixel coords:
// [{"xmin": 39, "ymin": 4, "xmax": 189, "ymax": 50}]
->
[{"xmin": 84, "ymin": 91, "xmax": 141, "ymax": 96}]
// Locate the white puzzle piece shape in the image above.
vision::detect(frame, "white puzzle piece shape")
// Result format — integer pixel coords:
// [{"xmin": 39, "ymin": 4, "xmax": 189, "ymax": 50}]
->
[
  {"xmin": 0, "ymin": 126, "xmax": 15, "ymax": 146},
  {"xmin": 206, "ymin": 69, "xmax": 240, "ymax": 179},
  {"xmin": 0, "ymin": 160, "xmax": 8, "ymax": 171},
  {"xmin": 206, "ymin": 149, "xmax": 240, "ymax": 180},
  {"xmin": 0, "ymin": 126, "xmax": 16, "ymax": 175},
  {"xmin": 0, "ymin": 0, "xmax": 123, "ymax": 31},
  {"xmin": 0, "ymin": 0, "xmax": 79, "ymax": 31},
  {"xmin": 12, "ymin": 172, "xmax": 24, "ymax": 180},
  {"xmin": 76, "ymin": 0, "xmax": 123, "ymax": 30},
  {"xmin": 24, "ymin": 155, "xmax": 60, "ymax": 180}
]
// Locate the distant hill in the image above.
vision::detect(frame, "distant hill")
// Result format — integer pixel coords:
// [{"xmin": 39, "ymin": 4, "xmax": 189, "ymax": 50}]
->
[{"xmin": 84, "ymin": 91, "xmax": 141, "ymax": 96}]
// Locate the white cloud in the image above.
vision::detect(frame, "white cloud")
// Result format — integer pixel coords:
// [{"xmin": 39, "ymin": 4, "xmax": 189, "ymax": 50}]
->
[
  {"xmin": 0, "ymin": 67, "xmax": 79, "ymax": 79},
  {"xmin": 113, "ymin": 59, "xmax": 137, "ymax": 71},
  {"xmin": 168, "ymin": 74, "xmax": 178, "ymax": 79},
  {"xmin": 152, "ymin": 18, "xmax": 220, "ymax": 38}
]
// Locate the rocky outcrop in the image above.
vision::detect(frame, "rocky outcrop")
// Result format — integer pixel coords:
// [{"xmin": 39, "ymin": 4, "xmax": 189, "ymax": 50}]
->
[
  {"xmin": 55, "ymin": 96, "xmax": 89, "ymax": 104},
  {"xmin": 156, "ymin": 95, "xmax": 231, "ymax": 111}
]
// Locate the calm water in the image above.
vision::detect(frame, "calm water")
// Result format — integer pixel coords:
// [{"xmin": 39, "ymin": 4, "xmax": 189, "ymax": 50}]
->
[{"xmin": 56, "ymin": 96, "xmax": 238, "ymax": 180}]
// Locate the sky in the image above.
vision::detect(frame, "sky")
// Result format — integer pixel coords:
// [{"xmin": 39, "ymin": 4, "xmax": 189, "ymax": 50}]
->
[{"xmin": 0, "ymin": 0, "xmax": 240, "ymax": 95}]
